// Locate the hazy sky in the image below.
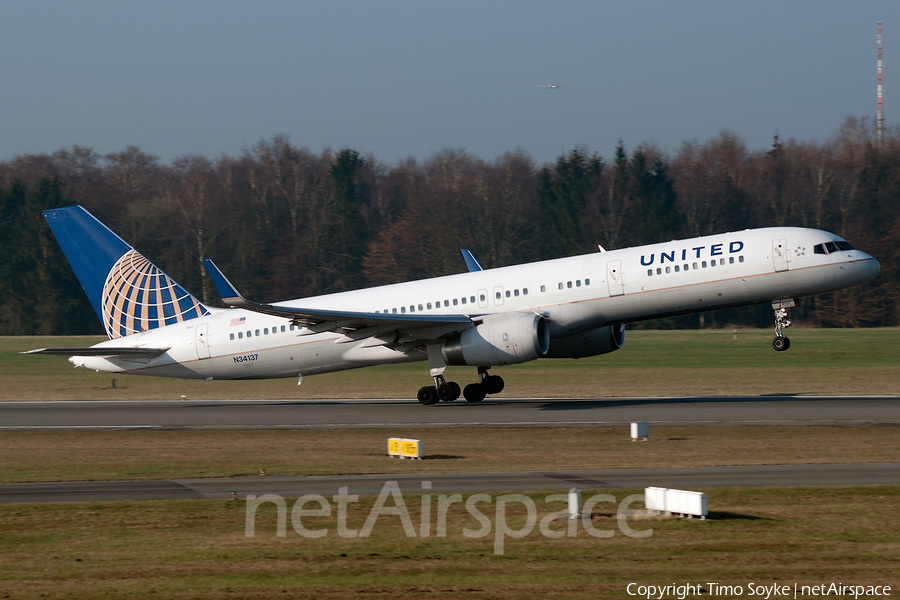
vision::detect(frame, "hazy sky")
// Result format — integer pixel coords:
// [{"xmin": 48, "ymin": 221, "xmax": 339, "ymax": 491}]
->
[{"xmin": 1, "ymin": 1, "xmax": 896, "ymax": 166}]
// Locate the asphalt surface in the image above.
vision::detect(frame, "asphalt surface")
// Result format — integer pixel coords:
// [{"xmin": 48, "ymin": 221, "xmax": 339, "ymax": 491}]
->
[
  {"xmin": 4, "ymin": 396, "xmax": 898, "ymax": 504},
  {"xmin": 2, "ymin": 395, "xmax": 899, "ymax": 429},
  {"xmin": 2, "ymin": 463, "xmax": 898, "ymax": 504}
]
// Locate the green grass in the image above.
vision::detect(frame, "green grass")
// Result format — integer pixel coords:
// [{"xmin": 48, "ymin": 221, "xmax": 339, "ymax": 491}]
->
[
  {"xmin": 2, "ymin": 328, "xmax": 898, "ymax": 400},
  {"xmin": 2, "ymin": 426, "xmax": 900, "ymax": 484},
  {"xmin": 1, "ymin": 486, "xmax": 897, "ymax": 599}
]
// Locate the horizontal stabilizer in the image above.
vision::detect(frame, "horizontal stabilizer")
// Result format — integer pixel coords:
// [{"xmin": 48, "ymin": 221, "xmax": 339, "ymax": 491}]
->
[{"xmin": 23, "ymin": 347, "xmax": 169, "ymax": 359}]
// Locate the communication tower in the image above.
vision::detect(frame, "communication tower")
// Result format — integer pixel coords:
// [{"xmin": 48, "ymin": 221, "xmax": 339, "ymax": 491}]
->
[{"xmin": 878, "ymin": 22, "xmax": 884, "ymax": 145}]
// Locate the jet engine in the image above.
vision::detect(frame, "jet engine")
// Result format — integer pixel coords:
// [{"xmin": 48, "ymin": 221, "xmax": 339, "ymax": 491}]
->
[
  {"xmin": 544, "ymin": 324, "xmax": 625, "ymax": 359},
  {"xmin": 442, "ymin": 313, "xmax": 550, "ymax": 366}
]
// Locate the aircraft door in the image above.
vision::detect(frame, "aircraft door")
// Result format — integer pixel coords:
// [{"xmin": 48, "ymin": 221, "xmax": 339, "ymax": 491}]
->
[
  {"xmin": 478, "ymin": 289, "xmax": 489, "ymax": 308},
  {"xmin": 773, "ymin": 239, "xmax": 789, "ymax": 272},
  {"xmin": 195, "ymin": 323, "xmax": 211, "ymax": 359},
  {"xmin": 492, "ymin": 286, "xmax": 504, "ymax": 306},
  {"xmin": 607, "ymin": 260, "xmax": 624, "ymax": 297}
]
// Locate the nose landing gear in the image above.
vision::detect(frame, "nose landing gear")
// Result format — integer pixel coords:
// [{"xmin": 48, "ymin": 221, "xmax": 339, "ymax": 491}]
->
[{"xmin": 771, "ymin": 299, "xmax": 795, "ymax": 352}]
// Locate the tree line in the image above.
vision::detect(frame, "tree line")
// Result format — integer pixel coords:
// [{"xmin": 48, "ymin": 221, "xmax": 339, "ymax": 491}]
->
[{"xmin": 1, "ymin": 116, "xmax": 897, "ymax": 336}]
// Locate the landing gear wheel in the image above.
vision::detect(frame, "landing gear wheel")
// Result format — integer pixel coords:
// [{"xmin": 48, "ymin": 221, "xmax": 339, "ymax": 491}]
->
[
  {"xmin": 772, "ymin": 336, "xmax": 790, "ymax": 352},
  {"xmin": 482, "ymin": 375, "xmax": 504, "ymax": 395},
  {"xmin": 438, "ymin": 381, "xmax": 460, "ymax": 402},
  {"xmin": 463, "ymin": 383, "xmax": 486, "ymax": 403},
  {"xmin": 417, "ymin": 386, "xmax": 439, "ymax": 405}
]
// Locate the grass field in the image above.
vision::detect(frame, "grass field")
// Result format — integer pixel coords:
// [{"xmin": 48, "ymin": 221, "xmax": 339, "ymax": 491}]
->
[
  {"xmin": 3, "ymin": 329, "xmax": 898, "ymax": 598},
  {"xmin": 2, "ymin": 328, "xmax": 898, "ymax": 400},
  {"xmin": 1, "ymin": 486, "xmax": 897, "ymax": 599},
  {"xmin": 2, "ymin": 426, "xmax": 900, "ymax": 483}
]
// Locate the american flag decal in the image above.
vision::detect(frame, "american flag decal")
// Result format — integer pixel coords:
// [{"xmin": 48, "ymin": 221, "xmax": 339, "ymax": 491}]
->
[{"xmin": 230, "ymin": 317, "xmax": 246, "ymax": 326}]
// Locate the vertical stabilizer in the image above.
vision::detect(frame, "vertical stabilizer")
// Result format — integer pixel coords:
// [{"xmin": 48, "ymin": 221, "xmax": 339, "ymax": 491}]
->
[{"xmin": 43, "ymin": 206, "xmax": 209, "ymax": 339}]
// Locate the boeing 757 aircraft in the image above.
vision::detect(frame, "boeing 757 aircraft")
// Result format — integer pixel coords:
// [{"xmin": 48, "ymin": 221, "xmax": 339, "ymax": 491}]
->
[{"xmin": 28, "ymin": 206, "xmax": 879, "ymax": 405}]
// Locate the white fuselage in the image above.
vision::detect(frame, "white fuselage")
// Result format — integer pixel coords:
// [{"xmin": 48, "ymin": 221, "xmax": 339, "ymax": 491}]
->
[{"xmin": 74, "ymin": 227, "xmax": 879, "ymax": 379}]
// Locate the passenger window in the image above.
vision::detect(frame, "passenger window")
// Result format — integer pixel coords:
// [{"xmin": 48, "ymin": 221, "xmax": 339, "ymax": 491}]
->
[
  {"xmin": 702, "ymin": 261, "xmax": 707, "ymax": 268},
  {"xmin": 290, "ymin": 325, "xmax": 295, "ymax": 331},
  {"xmin": 523, "ymin": 288, "xmax": 528, "ymax": 295},
  {"xmin": 666, "ymin": 267, "xmax": 671, "ymax": 274},
  {"xmin": 444, "ymin": 300, "xmax": 450, "ymax": 307},
  {"xmin": 496, "ymin": 291, "xmax": 501, "ymax": 299},
  {"xmin": 710, "ymin": 260, "xmax": 716, "ymax": 267},
  {"xmin": 567, "ymin": 281, "xmax": 572, "ymax": 288},
  {"xmin": 230, "ymin": 333, "xmax": 235, "ymax": 340},
  {"xmin": 719, "ymin": 259, "xmax": 725, "ymax": 265},
  {"xmin": 255, "ymin": 330, "xmax": 260, "ymax": 336},
  {"xmin": 392, "ymin": 308, "xmax": 397, "ymax": 314},
  {"xmin": 576, "ymin": 280, "xmax": 581, "ymax": 287},
  {"xmin": 558, "ymin": 283, "xmax": 563, "ymax": 290},
  {"xmin": 585, "ymin": 279, "xmax": 590, "ymax": 285},
  {"xmin": 647, "ymin": 269, "xmax": 653, "ymax": 276},
  {"xmin": 418, "ymin": 304, "xmax": 423, "ymax": 311},
  {"xmin": 401, "ymin": 307, "xmax": 406, "ymax": 313},
  {"xmin": 541, "ymin": 285, "xmax": 546, "ymax": 292},
  {"xmin": 264, "ymin": 328, "xmax": 269, "ymax": 335},
  {"xmin": 825, "ymin": 241, "xmax": 839, "ymax": 253},
  {"xmin": 683, "ymin": 264, "xmax": 688, "ymax": 271},
  {"xmin": 656, "ymin": 268, "xmax": 661, "ymax": 275},
  {"xmin": 739, "ymin": 256, "xmax": 744, "ymax": 263},
  {"xmin": 505, "ymin": 290, "xmax": 510, "ymax": 298},
  {"xmin": 281, "ymin": 325, "xmax": 286, "ymax": 332},
  {"xmin": 514, "ymin": 289, "xmax": 519, "ymax": 297},
  {"xmin": 729, "ymin": 257, "xmax": 735, "ymax": 264},
  {"xmin": 693, "ymin": 262, "xmax": 698, "ymax": 269},
  {"xmin": 675, "ymin": 265, "xmax": 680, "ymax": 272},
  {"xmin": 427, "ymin": 303, "xmax": 432, "ymax": 310},
  {"xmin": 238, "ymin": 332, "xmax": 243, "ymax": 339}
]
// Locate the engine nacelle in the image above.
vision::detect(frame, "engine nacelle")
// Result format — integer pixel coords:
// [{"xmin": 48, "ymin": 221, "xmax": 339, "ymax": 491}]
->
[
  {"xmin": 442, "ymin": 314, "xmax": 550, "ymax": 367},
  {"xmin": 544, "ymin": 324, "xmax": 625, "ymax": 359}
]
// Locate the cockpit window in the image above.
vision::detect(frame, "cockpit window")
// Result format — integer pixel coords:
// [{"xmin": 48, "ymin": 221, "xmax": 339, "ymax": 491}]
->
[
  {"xmin": 814, "ymin": 244, "xmax": 827, "ymax": 255},
  {"xmin": 835, "ymin": 241, "xmax": 854, "ymax": 251},
  {"xmin": 824, "ymin": 241, "xmax": 839, "ymax": 253}
]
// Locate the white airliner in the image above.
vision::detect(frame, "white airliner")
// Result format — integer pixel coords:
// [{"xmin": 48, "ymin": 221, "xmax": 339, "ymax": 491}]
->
[
  {"xmin": 537, "ymin": 84, "xmax": 558, "ymax": 89},
  {"xmin": 28, "ymin": 206, "xmax": 879, "ymax": 405}
]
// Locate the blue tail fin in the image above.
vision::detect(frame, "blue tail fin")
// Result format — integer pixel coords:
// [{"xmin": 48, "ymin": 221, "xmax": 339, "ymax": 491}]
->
[{"xmin": 43, "ymin": 206, "xmax": 209, "ymax": 339}]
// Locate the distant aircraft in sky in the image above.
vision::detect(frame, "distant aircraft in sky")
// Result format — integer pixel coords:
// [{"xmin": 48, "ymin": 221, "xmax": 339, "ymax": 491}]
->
[
  {"xmin": 537, "ymin": 84, "xmax": 558, "ymax": 89},
  {"xmin": 28, "ymin": 206, "xmax": 879, "ymax": 405}
]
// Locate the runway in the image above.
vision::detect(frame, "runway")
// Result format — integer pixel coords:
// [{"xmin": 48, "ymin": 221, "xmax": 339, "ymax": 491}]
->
[
  {"xmin": 2, "ymin": 463, "xmax": 898, "ymax": 504},
  {"xmin": 2, "ymin": 395, "xmax": 899, "ymax": 429}
]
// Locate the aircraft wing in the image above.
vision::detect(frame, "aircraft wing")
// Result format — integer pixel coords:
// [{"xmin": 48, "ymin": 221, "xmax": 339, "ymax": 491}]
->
[
  {"xmin": 203, "ymin": 258, "xmax": 477, "ymax": 338},
  {"xmin": 23, "ymin": 347, "xmax": 170, "ymax": 358}
]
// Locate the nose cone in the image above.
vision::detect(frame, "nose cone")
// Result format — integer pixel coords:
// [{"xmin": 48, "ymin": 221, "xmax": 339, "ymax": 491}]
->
[{"xmin": 854, "ymin": 254, "xmax": 881, "ymax": 284}]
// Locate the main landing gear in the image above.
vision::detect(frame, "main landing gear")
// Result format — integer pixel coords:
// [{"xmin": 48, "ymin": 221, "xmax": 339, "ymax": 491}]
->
[
  {"xmin": 771, "ymin": 299, "xmax": 794, "ymax": 352},
  {"xmin": 416, "ymin": 367, "xmax": 505, "ymax": 405}
]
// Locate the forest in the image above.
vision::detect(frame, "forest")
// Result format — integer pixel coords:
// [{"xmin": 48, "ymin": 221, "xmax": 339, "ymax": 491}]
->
[{"xmin": 0, "ymin": 116, "xmax": 896, "ymax": 336}]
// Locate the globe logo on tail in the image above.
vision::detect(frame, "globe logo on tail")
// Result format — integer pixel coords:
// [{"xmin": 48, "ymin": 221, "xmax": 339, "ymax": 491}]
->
[{"xmin": 101, "ymin": 250, "xmax": 208, "ymax": 339}]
